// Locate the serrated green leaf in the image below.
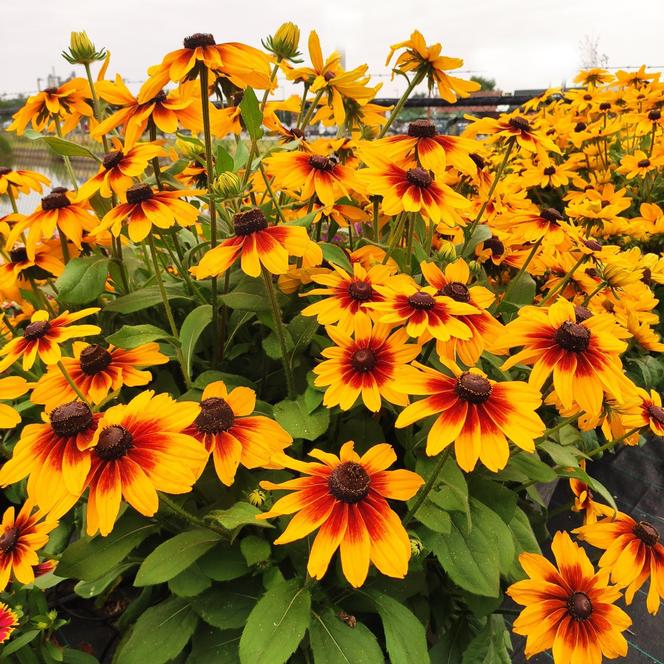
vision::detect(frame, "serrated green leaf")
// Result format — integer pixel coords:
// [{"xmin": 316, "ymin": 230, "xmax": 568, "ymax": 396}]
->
[
  {"xmin": 207, "ymin": 502, "xmax": 273, "ymax": 531},
  {"xmin": 192, "ymin": 585, "xmax": 258, "ymax": 630},
  {"xmin": 55, "ymin": 256, "xmax": 109, "ymax": 305},
  {"xmin": 319, "ymin": 242, "xmax": 352, "ymax": 272},
  {"xmin": 106, "ymin": 323, "xmax": 175, "ymax": 349},
  {"xmin": 273, "ymin": 398, "xmax": 329, "ymax": 441}
]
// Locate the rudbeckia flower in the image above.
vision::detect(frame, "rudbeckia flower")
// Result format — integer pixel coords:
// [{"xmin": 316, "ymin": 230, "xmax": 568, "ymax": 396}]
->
[
  {"xmin": 0, "ymin": 603, "xmax": 17, "ymax": 644},
  {"xmin": 95, "ymin": 183, "xmax": 200, "ymax": 243},
  {"xmin": 0, "ymin": 167, "xmax": 50, "ymax": 196},
  {"xmin": 575, "ymin": 512, "xmax": 664, "ymax": 615},
  {"xmin": 0, "ymin": 243, "xmax": 65, "ymax": 297},
  {"xmin": 617, "ymin": 150, "xmax": 663, "ymax": 179},
  {"xmin": 265, "ymin": 150, "xmax": 358, "ymax": 206},
  {"xmin": 184, "ymin": 380, "xmax": 292, "ymax": 486},
  {"xmin": 0, "ymin": 376, "xmax": 29, "ymax": 429},
  {"xmin": 507, "ymin": 531, "xmax": 631, "ymax": 664},
  {"xmin": 0, "ymin": 401, "xmax": 101, "ymax": 517},
  {"xmin": 77, "ymin": 141, "xmax": 167, "ymax": 199},
  {"xmin": 82, "ymin": 391, "xmax": 208, "ymax": 536},
  {"xmin": 0, "ymin": 308, "xmax": 100, "ymax": 372},
  {"xmin": 0, "ymin": 503, "xmax": 58, "ymax": 592},
  {"xmin": 386, "ymin": 30, "xmax": 479, "ymax": 103},
  {"xmin": 6, "ymin": 189, "xmax": 98, "ymax": 259},
  {"xmin": 569, "ymin": 467, "xmax": 614, "ymax": 525},
  {"xmin": 313, "ymin": 318, "xmax": 420, "ymax": 412},
  {"xmin": 300, "ymin": 262, "xmax": 395, "ymax": 334},
  {"xmin": 191, "ymin": 208, "xmax": 321, "ymax": 279},
  {"xmin": 361, "ymin": 162, "xmax": 470, "ymax": 226},
  {"xmin": 395, "ymin": 360, "xmax": 545, "ymax": 471},
  {"xmin": 31, "ymin": 342, "xmax": 169, "ymax": 409},
  {"xmin": 624, "ymin": 387, "xmax": 664, "ymax": 436},
  {"xmin": 138, "ymin": 33, "xmax": 273, "ymax": 103},
  {"xmin": 257, "ymin": 441, "xmax": 424, "ymax": 587},
  {"xmin": 500, "ymin": 299, "xmax": 634, "ymax": 418}
]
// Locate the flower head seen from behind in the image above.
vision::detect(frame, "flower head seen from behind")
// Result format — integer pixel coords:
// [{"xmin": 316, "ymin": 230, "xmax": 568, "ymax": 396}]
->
[
  {"xmin": 83, "ymin": 391, "xmax": 208, "ymax": 536},
  {"xmin": 0, "ymin": 503, "xmax": 57, "ymax": 591},
  {"xmin": 395, "ymin": 360, "xmax": 545, "ymax": 472},
  {"xmin": 258, "ymin": 441, "xmax": 423, "ymax": 587},
  {"xmin": 184, "ymin": 380, "xmax": 292, "ymax": 486},
  {"xmin": 507, "ymin": 530, "xmax": 631, "ymax": 664},
  {"xmin": 575, "ymin": 511, "xmax": 664, "ymax": 615}
]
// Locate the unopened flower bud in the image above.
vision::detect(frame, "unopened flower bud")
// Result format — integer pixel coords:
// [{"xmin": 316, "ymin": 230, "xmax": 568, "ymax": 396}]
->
[
  {"xmin": 248, "ymin": 488, "xmax": 266, "ymax": 507},
  {"xmin": 62, "ymin": 31, "xmax": 107, "ymax": 65},
  {"xmin": 262, "ymin": 22, "xmax": 301, "ymax": 61},
  {"xmin": 212, "ymin": 172, "xmax": 241, "ymax": 199},
  {"xmin": 437, "ymin": 240, "xmax": 457, "ymax": 262},
  {"xmin": 409, "ymin": 536, "xmax": 423, "ymax": 557}
]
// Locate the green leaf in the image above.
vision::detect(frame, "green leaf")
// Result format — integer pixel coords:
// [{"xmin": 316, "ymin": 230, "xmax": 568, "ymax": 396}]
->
[
  {"xmin": 187, "ymin": 625, "xmax": 240, "ymax": 663},
  {"xmin": 55, "ymin": 256, "xmax": 109, "ymax": 305},
  {"xmin": 538, "ymin": 440, "xmax": 584, "ymax": 467},
  {"xmin": 240, "ymin": 535, "xmax": 271, "ymax": 566},
  {"xmin": 309, "ymin": 608, "xmax": 384, "ymax": 664},
  {"xmin": 288, "ymin": 314, "xmax": 319, "ymax": 355},
  {"xmin": 507, "ymin": 507, "xmax": 540, "ymax": 582},
  {"xmin": 239, "ymin": 579, "xmax": 311, "ymax": 664},
  {"xmin": 74, "ymin": 562, "xmax": 136, "ymax": 598},
  {"xmin": 58, "ymin": 512, "xmax": 157, "ymax": 581},
  {"xmin": 192, "ymin": 585, "xmax": 258, "ymax": 630},
  {"xmin": 61, "ymin": 650, "xmax": 100, "ymax": 664},
  {"xmin": 169, "ymin": 563, "xmax": 212, "ymax": 597},
  {"xmin": 502, "ymin": 452, "xmax": 556, "ymax": 483},
  {"xmin": 319, "ymin": 242, "xmax": 352, "ymax": 272},
  {"xmin": 412, "ymin": 503, "xmax": 452, "ymax": 534},
  {"xmin": 2, "ymin": 630, "xmax": 40, "ymax": 656},
  {"xmin": 461, "ymin": 615, "xmax": 511, "ymax": 664},
  {"xmin": 469, "ymin": 479, "xmax": 517, "ymax": 523},
  {"xmin": 503, "ymin": 272, "xmax": 536, "ymax": 306},
  {"xmin": 180, "ymin": 305, "xmax": 213, "ymax": 376},
  {"xmin": 105, "ymin": 285, "xmax": 191, "ymax": 313},
  {"xmin": 215, "ymin": 145, "xmax": 234, "ymax": 175},
  {"xmin": 285, "ymin": 210, "xmax": 317, "ymax": 228},
  {"xmin": 239, "ymin": 87, "xmax": 264, "ymax": 141},
  {"xmin": 24, "ymin": 129, "xmax": 99, "ymax": 159},
  {"xmin": 366, "ymin": 591, "xmax": 429, "ymax": 664},
  {"xmin": 423, "ymin": 498, "xmax": 514, "ymax": 598},
  {"xmin": 459, "ymin": 224, "xmax": 491, "ymax": 256},
  {"xmin": 273, "ymin": 397, "xmax": 330, "ymax": 441},
  {"xmin": 220, "ymin": 279, "xmax": 271, "ymax": 311},
  {"xmin": 134, "ymin": 529, "xmax": 222, "ymax": 586},
  {"xmin": 207, "ymin": 502, "xmax": 273, "ymax": 531},
  {"xmin": 198, "ymin": 544, "xmax": 250, "ymax": 581},
  {"xmin": 106, "ymin": 324, "xmax": 175, "ymax": 349},
  {"xmin": 113, "ymin": 597, "xmax": 198, "ymax": 664}
]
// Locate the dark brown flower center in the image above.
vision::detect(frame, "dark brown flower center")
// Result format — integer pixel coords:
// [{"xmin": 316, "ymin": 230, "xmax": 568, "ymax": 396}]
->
[
  {"xmin": 648, "ymin": 109, "xmax": 661, "ymax": 121},
  {"xmin": 647, "ymin": 404, "xmax": 664, "ymax": 426},
  {"xmin": 599, "ymin": 102, "xmax": 611, "ymax": 111},
  {"xmin": 633, "ymin": 520, "xmax": 660, "ymax": 546},
  {"xmin": 567, "ymin": 592, "xmax": 593, "ymax": 621},
  {"xmin": 0, "ymin": 527, "xmax": 19, "ymax": 554},
  {"xmin": 233, "ymin": 208, "xmax": 268, "ymax": 236},
  {"xmin": 583, "ymin": 94, "xmax": 593, "ymax": 101},
  {"xmin": 555, "ymin": 321, "xmax": 590, "ymax": 353},
  {"xmin": 195, "ymin": 397, "xmax": 235, "ymax": 434},
  {"xmin": 95, "ymin": 425, "xmax": 133, "ymax": 460},
  {"xmin": 408, "ymin": 119, "xmax": 437, "ymax": 138},
  {"xmin": 406, "ymin": 167, "xmax": 433, "ymax": 188},
  {"xmin": 348, "ymin": 281, "xmax": 373, "ymax": 302},
  {"xmin": 456, "ymin": 372, "xmax": 492, "ymax": 403},
  {"xmin": 79, "ymin": 344, "xmax": 112, "ymax": 375},
  {"xmin": 583, "ymin": 239, "xmax": 602, "ymax": 251},
  {"xmin": 183, "ymin": 33, "xmax": 216, "ymax": 49},
  {"xmin": 637, "ymin": 159, "xmax": 651, "ymax": 168},
  {"xmin": 408, "ymin": 291, "xmax": 436, "ymax": 310},
  {"xmin": 41, "ymin": 192, "xmax": 70, "ymax": 210},
  {"xmin": 51, "ymin": 187, "xmax": 68, "ymax": 194},
  {"xmin": 483, "ymin": 237, "xmax": 504, "ymax": 257},
  {"xmin": 289, "ymin": 127, "xmax": 304, "ymax": 139},
  {"xmin": 440, "ymin": 282, "xmax": 471, "ymax": 303},
  {"xmin": 508, "ymin": 116, "xmax": 531, "ymax": 132},
  {"xmin": 50, "ymin": 401, "xmax": 94, "ymax": 437},
  {"xmin": 642, "ymin": 268, "xmax": 653, "ymax": 285},
  {"xmin": 543, "ymin": 166, "xmax": 556, "ymax": 176},
  {"xmin": 328, "ymin": 461, "xmax": 371, "ymax": 503},
  {"xmin": 9, "ymin": 246, "xmax": 28, "ymax": 263},
  {"xmin": 126, "ymin": 183, "xmax": 153, "ymax": 204},
  {"xmin": 574, "ymin": 122, "xmax": 587, "ymax": 132},
  {"xmin": 102, "ymin": 150, "xmax": 124, "ymax": 170},
  {"xmin": 350, "ymin": 348, "xmax": 376, "ymax": 372},
  {"xmin": 540, "ymin": 207, "xmax": 563, "ymax": 223},
  {"xmin": 0, "ymin": 167, "xmax": 12, "ymax": 176},
  {"xmin": 323, "ymin": 71, "xmax": 336, "ymax": 82},
  {"xmin": 574, "ymin": 306, "xmax": 592, "ymax": 322},
  {"xmin": 23, "ymin": 320, "xmax": 50, "ymax": 340},
  {"xmin": 469, "ymin": 153, "xmax": 486, "ymax": 169},
  {"xmin": 309, "ymin": 154, "xmax": 334, "ymax": 171},
  {"xmin": 44, "ymin": 87, "xmax": 59, "ymax": 95}
]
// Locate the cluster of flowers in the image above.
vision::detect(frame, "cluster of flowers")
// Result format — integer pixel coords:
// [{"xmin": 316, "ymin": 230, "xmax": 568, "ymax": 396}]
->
[{"xmin": 0, "ymin": 25, "xmax": 662, "ymax": 663}]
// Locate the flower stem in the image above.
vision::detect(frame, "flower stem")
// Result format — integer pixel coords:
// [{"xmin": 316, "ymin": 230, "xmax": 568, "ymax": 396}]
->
[
  {"xmin": 298, "ymin": 88, "xmax": 325, "ymax": 131},
  {"xmin": 403, "ymin": 447, "xmax": 452, "ymax": 526},
  {"xmin": 587, "ymin": 427, "xmax": 641, "ymax": 458},
  {"xmin": 147, "ymin": 233, "xmax": 191, "ymax": 387},
  {"xmin": 57, "ymin": 361, "xmax": 91, "ymax": 406},
  {"xmin": 496, "ymin": 236, "xmax": 542, "ymax": 310},
  {"xmin": 83, "ymin": 62, "xmax": 110, "ymax": 154},
  {"xmin": 378, "ymin": 71, "xmax": 425, "ymax": 138},
  {"xmin": 541, "ymin": 254, "xmax": 588, "ymax": 305},
  {"xmin": 261, "ymin": 266, "xmax": 295, "ymax": 398},
  {"xmin": 582, "ymin": 281, "xmax": 606, "ymax": 307},
  {"xmin": 53, "ymin": 117, "xmax": 79, "ymax": 192},
  {"xmin": 159, "ymin": 494, "xmax": 229, "ymax": 538}
]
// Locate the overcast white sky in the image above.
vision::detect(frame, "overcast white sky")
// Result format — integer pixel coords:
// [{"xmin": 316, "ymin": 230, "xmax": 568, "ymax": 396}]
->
[{"xmin": 2, "ymin": 0, "xmax": 664, "ymax": 98}]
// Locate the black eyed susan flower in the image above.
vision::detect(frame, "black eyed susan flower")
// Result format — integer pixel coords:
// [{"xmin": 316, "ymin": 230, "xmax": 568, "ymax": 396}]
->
[
  {"xmin": 507, "ymin": 531, "xmax": 631, "ymax": 664},
  {"xmin": 82, "ymin": 391, "xmax": 208, "ymax": 536},
  {"xmin": 95, "ymin": 183, "xmax": 200, "ymax": 243},
  {"xmin": 191, "ymin": 208, "xmax": 321, "ymax": 279},
  {"xmin": 313, "ymin": 319, "xmax": 420, "ymax": 413},
  {"xmin": 0, "ymin": 242, "xmax": 65, "ymax": 298},
  {"xmin": 395, "ymin": 360, "xmax": 545, "ymax": 472},
  {"xmin": 0, "ymin": 603, "xmax": 17, "ymax": 644},
  {"xmin": 0, "ymin": 167, "xmax": 50, "ymax": 197},
  {"xmin": 31, "ymin": 342, "xmax": 169, "ymax": 409},
  {"xmin": 184, "ymin": 380, "xmax": 292, "ymax": 486},
  {"xmin": 575, "ymin": 512, "xmax": 664, "ymax": 615},
  {"xmin": 0, "ymin": 308, "xmax": 100, "ymax": 372},
  {"xmin": 624, "ymin": 388, "xmax": 664, "ymax": 436},
  {"xmin": 257, "ymin": 441, "xmax": 423, "ymax": 587},
  {"xmin": 0, "ymin": 503, "xmax": 58, "ymax": 591}
]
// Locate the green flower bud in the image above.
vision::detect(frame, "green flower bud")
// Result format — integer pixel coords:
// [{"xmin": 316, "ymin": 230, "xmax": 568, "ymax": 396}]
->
[
  {"xmin": 62, "ymin": 31, "xmax": 107, "ymax": 65},
  {"xmin": 262, "ymin": 22, "xmax": 302, "ymax": 62}
]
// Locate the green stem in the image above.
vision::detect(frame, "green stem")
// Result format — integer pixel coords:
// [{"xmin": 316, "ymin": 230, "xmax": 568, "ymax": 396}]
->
[
  {"xmin": 149, "ymin": 122, "xmax": 163, "ymax": 190},
  {"xmin": 147, "ymin": 233, "xmax": 191, "ymax": 387},
  {"xmin": 382, "ymin": 212, "xmax": 407, "ymax": 264},
  {"xmin": 378, "ymin": 71, "xmax": 425, "ymax": 138},
  {"xmin": 57, "ymin": 361, "xmax": 91, "ymax": 406},
  {"xmin": 587, "ymin": 427, "xmax": 641, "ymax": 458},
  {"xmin": 372, "ymin": 198, "xmax": 380, "ymax": 242},
  {"xmin": 541, "ymin": 254, "xmax": 588, "ymax": 305},
  {"xmin": 28, "ymin": 276, "xmax": 55, "ymax": 316},
  {"xmin": 497, "ymin": 237, "xmax": 542, "ymax": 309},
  {"xmin": 258, "ymin": 162, "xmax": 286, "ymax": 223},
  {"xmin": 159, "ymin": 494, "xmax": 229, "ymax": 538},
  {"xmin": 460, "ymin": 136, "xmax": 516, "ymax": 253},
  {"xmin": 53, "ymin": 117, "xmax": 79, "ymax": 192},
  {"xmin": 6, "ymin": 186, "xmax": 19, "ymax": 214},
  {"xmin": 261, "ymin": 266, "xmax": 295, "ymax": 398},
  {"xmin": 298, "ymin": 88, "xmax": 325, "ymax": 131},
  {"xmin": 83, "ymin": 62, "xmax": 110, "ymax": 154},
  {"xmin": 582, "ymin": 281, "xmax": 606, "ymax": 307},
  {"xmin": 403, "ymin": 447, "xmax": 451, "ymax": 526}
]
